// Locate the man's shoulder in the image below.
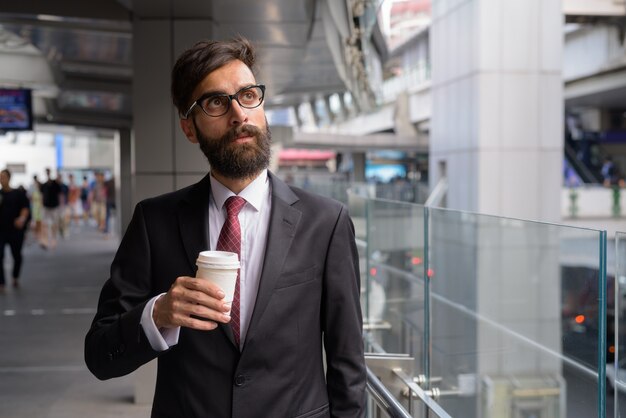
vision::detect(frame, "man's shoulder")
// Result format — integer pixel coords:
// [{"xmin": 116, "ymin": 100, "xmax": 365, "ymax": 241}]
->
[
  {"xmin": 137, "ymin": 179, "xmax": 206, "ymax": 211},
  {"xmin": 284, "ymin": 184, "xmax": 345, "ymax": 216},
  {"xmin": 269, "ymin": 174, "xmax": 341, "ymax": 208},
  {"xmin": 139, "ymin": 185, "xmax": 189, "ymax": 205}
]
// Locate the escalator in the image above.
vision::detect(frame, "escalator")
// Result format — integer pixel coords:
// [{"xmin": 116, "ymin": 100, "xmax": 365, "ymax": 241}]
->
[{"xmin": 564, "ymin": 141, "xmax": 603, "ymax": 184}]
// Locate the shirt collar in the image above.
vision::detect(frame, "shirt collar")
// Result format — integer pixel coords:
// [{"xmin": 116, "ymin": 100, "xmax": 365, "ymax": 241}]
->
[{"xmin": 210, "ymin": 169, "xmax": 269, "ymax": 212}]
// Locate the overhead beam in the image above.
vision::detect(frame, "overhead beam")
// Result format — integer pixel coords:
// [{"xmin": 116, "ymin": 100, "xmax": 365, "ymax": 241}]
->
[
  {"xmin": 292, "ymin": 131, "xmax": 427, "ymax": 152},
  {"xmin": 564, "ymin": 0, "xmax": 626, "ymax": 17},
  {"xmin": 0, "ymin": 0, "xmax": 131, "ymax": 21},
  {"xmin": 564, "ymin": 66, "xmax": 626, "ymax": 101}
]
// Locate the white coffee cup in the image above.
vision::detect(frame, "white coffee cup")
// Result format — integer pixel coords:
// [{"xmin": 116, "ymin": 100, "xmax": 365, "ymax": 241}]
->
[{"xmin": 195, "ymin": 250, "xmax": 240, "ymax": 302}]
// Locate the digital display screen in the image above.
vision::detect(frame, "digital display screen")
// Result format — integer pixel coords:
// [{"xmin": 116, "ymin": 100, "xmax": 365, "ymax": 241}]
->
[
  {"xmin": 0, "ymin": 88, "xmax": 33, "ymax": 131},
  {"xmin": 365, "ymin": 164, "xmax": 407, "ymax": 182}
]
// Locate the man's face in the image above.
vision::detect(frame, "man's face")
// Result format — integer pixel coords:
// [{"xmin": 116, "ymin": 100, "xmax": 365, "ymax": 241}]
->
[
  {"xmin": 193, "ymin": 116, "xmax": 271, "ymax": 180},
  {"xmin": 182, "ymin": 59, "xmax": 271, "ymax": 180}
]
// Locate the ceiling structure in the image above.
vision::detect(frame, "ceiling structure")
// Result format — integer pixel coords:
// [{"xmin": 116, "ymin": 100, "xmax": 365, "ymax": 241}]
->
[{"xmin": 0, "ymin": 0, "xmax": 384, "ymax": 131}]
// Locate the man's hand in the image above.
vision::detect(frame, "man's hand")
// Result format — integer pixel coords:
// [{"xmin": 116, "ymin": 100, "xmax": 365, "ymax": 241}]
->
[{"xmin": 153, "ymin": 276, "xmax": 231, "ymax": 331}]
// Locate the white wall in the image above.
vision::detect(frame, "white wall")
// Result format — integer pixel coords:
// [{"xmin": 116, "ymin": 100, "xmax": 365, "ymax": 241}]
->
[
  {"xmin": 0, "ymin": 130, "xmax": 114, "ymax": 188},
  {"xmin": 562, "ymin": 185, "xmax": 626, "ymax": 218},
  {"xmin": 430, "ymin": 0, "xmax": 563, "ymax": 223},
  {"xmin": 0, "ymin": 132, "xmax": 56, "ymax": 188}
]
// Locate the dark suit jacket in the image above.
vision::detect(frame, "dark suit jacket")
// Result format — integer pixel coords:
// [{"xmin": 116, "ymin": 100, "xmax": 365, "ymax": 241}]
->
[{"xmin": 84, "ymin": 172, "xmax": 366, "ymax": 418}]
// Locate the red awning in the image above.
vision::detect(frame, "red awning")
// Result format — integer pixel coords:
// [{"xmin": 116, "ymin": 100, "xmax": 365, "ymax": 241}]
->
[{"xmin": 279, "ymin": 149, "xmax": 335, "ymax": 161}]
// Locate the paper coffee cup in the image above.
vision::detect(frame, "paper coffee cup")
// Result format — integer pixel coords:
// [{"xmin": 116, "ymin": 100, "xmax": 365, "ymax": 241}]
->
[{"xmin": 196, "ymin": 250, "xmax": 240, "ymax": 302}]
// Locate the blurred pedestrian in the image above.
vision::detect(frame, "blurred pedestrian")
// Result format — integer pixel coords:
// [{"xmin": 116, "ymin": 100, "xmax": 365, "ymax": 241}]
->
[
  {"xmin": 80, "ymin": 175, "xmax": 90, "ymax": 224},
  {"xmin": 40, "ymin": 167, "xmax": 62, "ymax": 249},
  {"xmin": 0, "ymin": 169, "xmax": 30, "ymax": 292},
  {"xmin": 103, "ymin": 174, "xmax": 115, "ymax": 236},
  {"xmin": 67, "ymin": 173, "xmax": 83, "ymax": 227},
  {"xmin": 29, "ymin": 175, "xmax": 43, "ymax": 242},
  {"xmin": 89, "ymin": 172, "xmax": 107, "ymax": 233},
  {"xmin": 601, "ymin": 156, "xmax": 620, "ymax": 187},
  {"xmin": 58, "ymin": 174, "xmax": 69, "ymax": 238}
]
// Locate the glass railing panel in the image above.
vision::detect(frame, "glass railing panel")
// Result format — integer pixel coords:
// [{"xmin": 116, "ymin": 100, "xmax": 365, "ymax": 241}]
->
[
  {"xmin": 285, "ymin": 178, "xmax": 429, "ymax": 205},
  {"xmin": 347, "ymin": 192, "xmax": 369, "ymax": 326},
  {"xmin": 427, "ymin": 207, "xmax": 606, "ymax": 418},
  {"xmin": 363, "ymin": 198, "xmax": 426, "ymax": 374},
  {"xmin": 613, "ymin": 231, "xmax": 626, "ymax": 416}
]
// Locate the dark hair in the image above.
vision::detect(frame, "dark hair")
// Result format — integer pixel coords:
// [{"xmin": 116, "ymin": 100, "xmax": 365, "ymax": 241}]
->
[
  {"xmin": 1, "ymin": 169, "xmax": 10, "ymax": 179},
  {"xmin": 171, "ymin": 36, "xmax": 257, "ymax": 117}
]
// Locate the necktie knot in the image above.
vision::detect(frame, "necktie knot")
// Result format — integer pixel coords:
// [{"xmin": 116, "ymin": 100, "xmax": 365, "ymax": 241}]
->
[{"xmin": 225, "ymin": 196, "xmax": 246, "ymax": 218}]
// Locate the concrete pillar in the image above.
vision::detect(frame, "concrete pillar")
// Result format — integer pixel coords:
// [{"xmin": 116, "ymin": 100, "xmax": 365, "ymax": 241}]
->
[
  {"xmin": 132, "ymin": 19, "xmax": 215, "ymax": 208},
  {"xmin": 428, "ymin": 1, "xmax": 564, "ymax": 416},
  {"xmin": 430, "ymin": 0, "xmax": 563, "ymax": 222},
  {"xmin": 352, "ymin": 152, "xmax": 366, "ymax": 182},
  {"xmin": 292, "ymin": 104, "xmax": 303, "ymax": 128},
  {"xmin": 337, "ymin": 92, "xmax": 349, "ymax": 121},
  {"xmin": 114, "ymin": 128, "xmax": 133, "ymax": 235},
  {"xmin": 309, "ymin": 99, "xmax": 322, "ymax": 127},
  {"xmin": 323, "ymin": 94, "xmax": 336, "ymax": 123}
]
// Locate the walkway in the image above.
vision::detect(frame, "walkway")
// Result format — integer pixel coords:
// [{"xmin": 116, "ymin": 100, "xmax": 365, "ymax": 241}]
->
[{"xmin": 0, "ymin": 225, "xmax": 151, "ymax": 418}]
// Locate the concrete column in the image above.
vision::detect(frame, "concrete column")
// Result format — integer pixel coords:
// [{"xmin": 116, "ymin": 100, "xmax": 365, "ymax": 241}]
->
[
  {"xmin": 429, "ymin": 1, "xmax": 564, "ymax": 417},
  {"xmin": 114, "ymin": 128, "xmax": 133, "ymax": 235},
  {"xmin": 337, "ymin": 92, "xmax": 349, "ymax": 121},
  {"xmin": 309, "ymin": 99, "xmax": 322, "ymax": 127},
  {"xmin": 430, "ymin": 0, "xmax": 563, "ymax": 222},
  {"xmin": 292, "ymin": 105, "xmax": 303, "ymax": 128},
  {"xmin": 323, "ymin": 94, "xmax": 336, "ymax": 123},
  {"xmin": 132, "ymin": 19, "xmax": 215, "ymax": 208},
  {"xmin": 352, "ymin": 152, "xmax": 366, "ymax": 182}
]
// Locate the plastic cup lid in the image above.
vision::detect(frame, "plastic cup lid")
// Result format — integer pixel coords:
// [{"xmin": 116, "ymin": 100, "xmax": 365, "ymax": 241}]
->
[{"xmin": 196, "ymin": 250, "xmax": 240, "ymax": 268}]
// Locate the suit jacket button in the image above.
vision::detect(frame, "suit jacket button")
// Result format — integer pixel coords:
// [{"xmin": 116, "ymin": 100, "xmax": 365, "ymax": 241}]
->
[{"xmin": 234, "ymin": 375, "xmax": 245, "ymax": 387}]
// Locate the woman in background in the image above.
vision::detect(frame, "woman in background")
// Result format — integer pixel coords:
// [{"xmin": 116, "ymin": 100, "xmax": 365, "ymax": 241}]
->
[{"xmin": 29, "ymin": 175, "xmax": 43, "ymax": 244}]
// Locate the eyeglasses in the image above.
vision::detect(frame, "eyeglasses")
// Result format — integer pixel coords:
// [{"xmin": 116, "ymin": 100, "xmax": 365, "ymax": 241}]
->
[{"xmin": 182, "ymin": 84, "xmax": 266, "ymax": 119}]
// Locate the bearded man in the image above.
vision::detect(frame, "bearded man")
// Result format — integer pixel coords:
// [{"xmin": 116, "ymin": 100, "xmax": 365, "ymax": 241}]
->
[{"xmin": 84, "ymin": 37, "xmax": 366, "ymax": 418}]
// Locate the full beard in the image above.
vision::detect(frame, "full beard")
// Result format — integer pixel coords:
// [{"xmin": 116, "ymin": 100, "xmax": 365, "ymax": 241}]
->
[{"xmin": 194, "ymin": 121, "xmax": 272, "ymax": 180}]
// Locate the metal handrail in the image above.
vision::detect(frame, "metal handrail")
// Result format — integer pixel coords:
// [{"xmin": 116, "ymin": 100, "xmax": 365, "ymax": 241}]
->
[
  {"xmin": 393, "ymin": 368, "xmax": 453, "ymax": 418},
  {"xmin": 366, "ymin": 366, "xmax": 413, "ymax": 418},
  {"xmin": 424, "ymin": 177, "xmax": 447, "ymax": 207}
]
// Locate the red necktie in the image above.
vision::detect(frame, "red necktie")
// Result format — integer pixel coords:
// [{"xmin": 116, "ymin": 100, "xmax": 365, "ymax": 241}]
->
[{"xmin": 216, "ymin": 196, "xmax": 246, "ymax": 347}]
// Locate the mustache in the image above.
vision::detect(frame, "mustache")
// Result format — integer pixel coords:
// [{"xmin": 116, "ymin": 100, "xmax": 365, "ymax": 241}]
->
[{"xmin": 222, "ymin": 124, "xmax": 264, "ymax": 143}]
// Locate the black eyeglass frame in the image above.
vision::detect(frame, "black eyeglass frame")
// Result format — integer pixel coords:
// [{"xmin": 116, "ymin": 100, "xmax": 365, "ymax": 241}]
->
[{"xmin": 181, "ymin": 84, "xmax": 266, "ymax": 119}]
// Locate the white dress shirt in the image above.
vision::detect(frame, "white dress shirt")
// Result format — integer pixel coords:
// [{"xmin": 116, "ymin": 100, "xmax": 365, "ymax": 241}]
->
[{"xmin": 140, "ymin": 170, "xmax": 272, "ymax": 351}]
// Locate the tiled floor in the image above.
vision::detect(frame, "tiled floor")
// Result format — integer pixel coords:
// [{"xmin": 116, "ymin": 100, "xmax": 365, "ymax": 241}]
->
[{"xmin": 0, "ymin": 224, "xmax": 152, "ymax": 418}]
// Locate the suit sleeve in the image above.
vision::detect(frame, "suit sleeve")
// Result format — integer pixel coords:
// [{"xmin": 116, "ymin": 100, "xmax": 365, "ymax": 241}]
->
[
  {"xmin": 322, "ymin": 205, "xmax": 366, "ymax": 417},
  {"xmin": 84, "ymin": 202, "xmax": 161, "ymax": 380}
]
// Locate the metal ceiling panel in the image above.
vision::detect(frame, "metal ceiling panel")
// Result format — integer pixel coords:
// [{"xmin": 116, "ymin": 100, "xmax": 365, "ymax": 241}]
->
[
  {"xmin": 2, "ymin": 24, "xmax": 132, "ymax": 66},
  {"xmin": 58, "ymin": 90, "xmax": 129, "ymax": 113},
  {"xmin": 210, "ymin": 0, "xmax": 314, "ymax": 22},
  {"xmin": 132, "ymin": 0, "xmax": 314, "ymax": 21},
  {"xmin": 212, "ymin": 22, "xmax": 312, "ymax": 46},
  {"xmin": 131, "ymin": 0, "xmax": 183, "ymax": 19},
  {"xmin": 0, "ymin": 0, "xmax": 359, "ymax": 128},
  {"xmin": 0, "ymin": 0, "xmax": 130, "ymax": 20}
]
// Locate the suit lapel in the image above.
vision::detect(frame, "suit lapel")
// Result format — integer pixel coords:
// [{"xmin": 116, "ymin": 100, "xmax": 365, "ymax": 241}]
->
[
  {"xmin": 177, "ymin": 175, "xmax": 237, "ymax": 347},
  {"xmin": 245, "ymin": 174, "xmax": 301, "ymax": 345},
  {"xmin": 178, "ymin": 175, "xmax": 211, "ymax": 273}
]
